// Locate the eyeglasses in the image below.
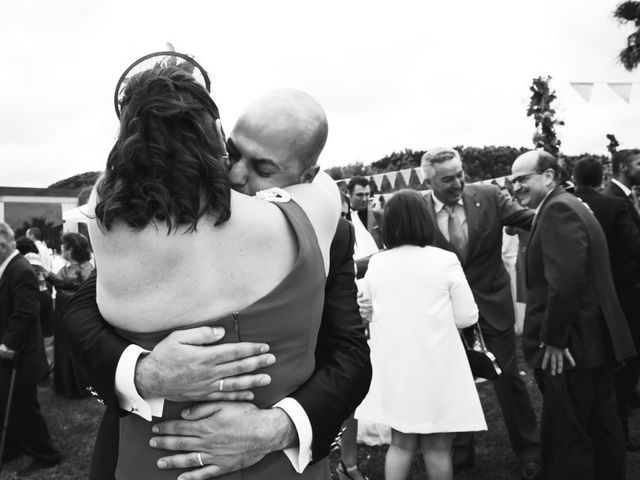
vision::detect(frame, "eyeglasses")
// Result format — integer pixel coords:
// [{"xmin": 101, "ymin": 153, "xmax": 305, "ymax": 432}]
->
[{"xmin": 512, "ymin": 171, "xmax": 541, "ymax": 184}]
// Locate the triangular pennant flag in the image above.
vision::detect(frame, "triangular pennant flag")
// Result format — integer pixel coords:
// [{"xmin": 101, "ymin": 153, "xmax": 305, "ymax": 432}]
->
[
  {"xmin": 495, "ymin": 176, "xmax": 506, "ymax": 187},
  {"xmin": 569, "ymin": 82, "xmax": 594, "ymax": 102},
  {"xmin": 399, "ymin": 168, "xmax": 412, "ymax": 186},
  {"xmin": 371, "ymin": 173, "xmax": 384, "ymax": 191},
  {"xmin": 368, "ymin": 176, "xmax": 380, "ymax": 195},
  {"xmin": 414, "ymin": 166, "xmax": 425, "ymax": 183},
  {"xmin": 379, "ymin": 175, "xmax": 393, "ymax": 194},
  {"xmin": 394, "ymin": 172, "xmax": 408, "ymax": 190},
  {"xmin": 385, "ymin": 171, "xmax": 398, "ymax": 190},
  {"xmin": 409, "ymin": 169, "xmax": 423, "ymax": 189},
  {"xmin": 608, "ymin": 82, "xmax": 633, "ymax": 103}
]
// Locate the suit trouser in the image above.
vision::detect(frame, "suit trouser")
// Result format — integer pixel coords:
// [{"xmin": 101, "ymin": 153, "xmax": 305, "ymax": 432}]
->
[
  {"xmin": 615, "ymin": 354, "xmax": 640, "ymax": 442},
  {"xmin": 89, "ymin": 407, "xmax": 119, "ymax": 480},
  {"xmin": 0, "ymin": 382, "xmax": 59, "ymax": 463},
  {"xmin": 534, "ymin": 366, "xmax": 625, "ymax": 480},
  {"xmin": 453, "ymin": 318, "xmax": 540, "ymax": 465}
]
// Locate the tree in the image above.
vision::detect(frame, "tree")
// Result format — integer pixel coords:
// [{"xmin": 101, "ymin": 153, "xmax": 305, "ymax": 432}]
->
[
  {"xmin": 614, "ymin": 1, "xmax": 640, "ymax": 70},
  {"xmin": 526, "ymin": 76, "xmax": 564, "ymax": 156},
  {"xmin": 49, "ymin": 171, "xmax": 101, "ymax": 190}
]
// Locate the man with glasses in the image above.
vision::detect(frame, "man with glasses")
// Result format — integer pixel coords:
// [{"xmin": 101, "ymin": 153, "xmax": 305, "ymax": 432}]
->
[
  {"xmin": 511, "ymin": 149, "xmax": 634, "ymax": 480},
  {"xmin": 420, "ymin": 148, "xmax": 540, "ymax": 479}
]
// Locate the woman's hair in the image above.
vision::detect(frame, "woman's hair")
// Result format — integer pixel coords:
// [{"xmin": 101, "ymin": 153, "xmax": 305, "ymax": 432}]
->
[
  {"xmin": 382, "ymin": 190, "xmax": 434, "ymax": 249},
  {"xmin": 95, "ymin": 65, "xmax": 230, "ymax": 233},
  {"xmin": 62, "ymin": 232, "xmax": 92, "ymax": 264},
  {"xmin": 16, "ymin": 236, "xmax": 38, "ymax": 255}
]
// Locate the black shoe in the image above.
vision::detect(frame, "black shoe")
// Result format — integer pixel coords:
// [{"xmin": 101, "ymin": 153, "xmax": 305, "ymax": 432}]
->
[
  {"xmin": 17, "ymin": 457, "xmax": 61, "ymax": 477},
  {"xmin": 522, "ymin": 461, "xmax": 541, "ymax": 480}
]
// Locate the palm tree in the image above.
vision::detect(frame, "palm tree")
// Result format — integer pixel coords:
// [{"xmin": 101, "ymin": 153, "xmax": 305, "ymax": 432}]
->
[{"xmin": 614, "ymin": 1, "xmax": 640, "ymax": 70}]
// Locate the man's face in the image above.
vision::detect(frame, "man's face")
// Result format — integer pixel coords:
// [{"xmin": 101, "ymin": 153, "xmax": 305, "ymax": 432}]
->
[
  {"xmin": 622, "ymin": 155, "xmax": 640, "ymax": 186},
  {"xmin": 349, "ymin": 185, "xmax": 370, "ymax": 211},
  {"xmin": 429, "ymin": 158, "xmax": 465, "ymax": 205},
  {"xmin": 227, "ymin": 121, "xmax": 304, "ymax": 195},
  {"xmin": 511, "ymin": 155, "xmax": 550, "ymax": 208}
]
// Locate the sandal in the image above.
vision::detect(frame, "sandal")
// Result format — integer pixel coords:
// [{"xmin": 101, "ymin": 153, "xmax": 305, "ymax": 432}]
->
[{"xmin": 336, "ymin": 460, "xmax": 369, "ymax": 480}]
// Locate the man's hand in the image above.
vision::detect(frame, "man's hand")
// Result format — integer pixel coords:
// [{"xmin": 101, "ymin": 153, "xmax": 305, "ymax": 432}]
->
[
  {"xmin": 150, "ymin": 402, "xmax": 297, "ymax": 479},
  {"xmin": 541, "ymin": 344, "xmax": 575, "ymax": 375},
  {"xmin": 0, "ymin": 344, "xmax": 16, "ymax": 360},
  {"xmin": 135, "ymin": 327, "xmax": 275, "ymax": 402}
]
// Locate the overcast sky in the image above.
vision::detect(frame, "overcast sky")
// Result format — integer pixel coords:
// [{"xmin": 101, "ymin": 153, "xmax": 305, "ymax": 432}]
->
[{"xmin": 1, "ymin": 0, "xmax": 639, "ymax": 187}]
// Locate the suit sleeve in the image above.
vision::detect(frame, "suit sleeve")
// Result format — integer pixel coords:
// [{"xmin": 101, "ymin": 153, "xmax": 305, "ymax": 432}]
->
[
  {"xmin": 539, "ymin": 202, "xmax": 587, "ymax": 349},
  {"xmin": 494, "ymin": 186, "xmax": 535, "ymax": 230},
  {"xmin": 289, "ymin": 221, "xmax": 372, "ymax": 462},
  {"xmin": 2, "ymin": 265, "xmax": 40, "ymax": 351},
  {"xmin": 615, "ymin": 202, "xmax": 640, "ymax": 259},
  {"xmin": 60, "ymin": 270, "xmax": 130, "ymax": 408}
]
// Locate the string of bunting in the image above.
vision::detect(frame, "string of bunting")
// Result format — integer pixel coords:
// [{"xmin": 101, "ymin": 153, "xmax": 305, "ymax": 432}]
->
[
  {"xmin": 335, "ymin": 167, "xmax": 508, "ymax": 199},
  {"xmin": 569, "ymin": 81, "xmax": 639, "ymax": 103}
]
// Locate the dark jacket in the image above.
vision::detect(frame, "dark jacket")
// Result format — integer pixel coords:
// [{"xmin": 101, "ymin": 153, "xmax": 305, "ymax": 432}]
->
[{"xmin": 524, "ymin": 187, "xmax": 636, "ymax": 369}]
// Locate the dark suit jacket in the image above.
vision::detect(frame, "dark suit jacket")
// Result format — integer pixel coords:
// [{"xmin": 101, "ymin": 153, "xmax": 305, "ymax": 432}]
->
[
  {"xmin": 0, "ymin": 253, "xmax": 47, "ymax": 388},
  {"xmin": 523, "ymin": 187, "xmax": 636, "ymax": 369},
  {"xmin": 61, "ymin": 217, "xmax": 371, "ymax": 472},
  {"xmin": 423, "ymin": 184, "xmax": 534, "ymax": 330},
  {"xmin": 575, "ymin": 186, "xmax": 640, "ymax": 339}
]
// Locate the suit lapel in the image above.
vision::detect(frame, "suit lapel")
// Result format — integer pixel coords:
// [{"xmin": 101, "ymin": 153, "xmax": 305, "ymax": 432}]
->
[{"xmin": 607, "ymin": 182, "xmax": 640, "ymax": 226}]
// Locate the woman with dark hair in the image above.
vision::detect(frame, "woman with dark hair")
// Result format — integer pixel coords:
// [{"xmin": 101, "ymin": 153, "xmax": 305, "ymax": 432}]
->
[
  {"xmin": 46, "ymin": 232, "xmax": 94, "ymax": 397},
  {"xmin": 86, "ymin": 57, "xmax": 340, "ymax": 479},
  {"xmin": 355, "ymin": 190, "xmax": 486, "ymax": 480}
]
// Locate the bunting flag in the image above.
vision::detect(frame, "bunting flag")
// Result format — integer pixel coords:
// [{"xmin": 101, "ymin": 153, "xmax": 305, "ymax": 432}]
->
[
  {"xmin": 608, "ymin": 82, "xmax": 633, "ymax": 103},
  {"xmin": 399, "ymin": 168, "xmax": 412, "ymax": 186},
  {"xmin": 569, "ymin": 82, "xmax": 594, "ymax": 102},
  {"xmin": 394, "ymin": 172, "xmax": 408, "ymax": 190},
  {"xmin": 371, "ymin": 174, "xmax": 384, "ymax": 191},
  {"xmin": 385, "ymin": 171, "xmax": 398, "ymax": 189}
]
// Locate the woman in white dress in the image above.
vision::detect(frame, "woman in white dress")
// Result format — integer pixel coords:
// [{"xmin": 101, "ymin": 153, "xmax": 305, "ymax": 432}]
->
[{"xmin": 355, "ymin": 190, "xmax": 486, "ymax": 480}]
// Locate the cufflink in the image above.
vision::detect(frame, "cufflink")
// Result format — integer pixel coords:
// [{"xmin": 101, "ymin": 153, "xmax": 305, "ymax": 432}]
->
[
  {"xmin": 86, "ymin": 386, "xmax": 104, "ymax": 405},
  {"xmin": 330, "ymin": 426, "xmax": 347, "ymax": 451}
]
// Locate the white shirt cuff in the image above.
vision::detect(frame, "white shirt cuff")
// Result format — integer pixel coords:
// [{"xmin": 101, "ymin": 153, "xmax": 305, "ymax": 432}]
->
[
  {"xmin": 273, "ymin": 397, "xmax": 313, "ymax": 473},
  {"xmin": 114, "ymin": 344, "xmax": 165, "ymax": 420}
]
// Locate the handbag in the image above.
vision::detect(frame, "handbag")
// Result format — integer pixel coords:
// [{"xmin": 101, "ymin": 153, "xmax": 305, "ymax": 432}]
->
[{"xmin": 460, "ymin": 323, "xmax": 502, "ymax": 380}]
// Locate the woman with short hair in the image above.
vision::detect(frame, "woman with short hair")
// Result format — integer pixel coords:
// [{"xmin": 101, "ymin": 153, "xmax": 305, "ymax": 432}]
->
[{"xmin": 355, "ymin": 190, "xmax": 486, "ymax": 480}]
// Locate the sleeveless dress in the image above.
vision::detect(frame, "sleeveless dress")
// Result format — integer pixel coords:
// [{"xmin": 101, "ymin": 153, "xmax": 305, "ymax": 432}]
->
[{"xmin": 112, "ymin": 199, "xmax": 330, "ymax": 479}]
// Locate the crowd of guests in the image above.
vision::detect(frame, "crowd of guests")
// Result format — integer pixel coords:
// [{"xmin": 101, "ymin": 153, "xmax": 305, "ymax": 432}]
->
[
  {"xmin": 0, "ymin": 225, "xmax": 94, "ymax": 476},
  {"xmin": 1, "ymin": 55, "xmax": 639, "ymax": 480}
]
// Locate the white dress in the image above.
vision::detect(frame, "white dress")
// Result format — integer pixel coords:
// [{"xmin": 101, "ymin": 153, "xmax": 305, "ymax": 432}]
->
[{"xmin": 355, "ymin": 245, "xmax": 487, "ymax": 434}]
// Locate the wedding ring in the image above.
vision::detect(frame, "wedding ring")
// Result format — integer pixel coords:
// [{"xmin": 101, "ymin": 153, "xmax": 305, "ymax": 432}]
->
[
  {"xmin": 196, "ymin": 452, "xmax": 204, "ymax": 467},
  {"xmin": 219, "ymin": 379, "xmax": 224, "ymax": 392}
]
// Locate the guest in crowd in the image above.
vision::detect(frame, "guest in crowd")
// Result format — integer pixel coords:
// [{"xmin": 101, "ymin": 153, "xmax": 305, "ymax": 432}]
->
[
  {"xmin": 16, "ymin": 236, "xmax": 54, "ymax": 337},
  {"xmin": 420, "ymin": 148, "xmax": 540, "ymax": 479},
  {"xmin": 46, "ymin": 232, "xmax": 93, "ymax": 398},
  {"xmin": 346, "ymin": 176, "xmax": 383, "ymax": 262},
  {"xmin": 26, "ymin": 227, "xmax": 52, "ymax": 273},
  {"xmin": 604, "ymin": 149, "xmax": 640, "ymax": 414},
  {"xmin": 574, "ymin": 155, "xmax": 640, "ymax": 449},
  {"xmin": 0, "ymin": 221, "xmax": 60, "ymax": 476},
  {"xmin": 512, "ymin": 150, "xmax": 634, "ymax": 480},
  {"xmin": 356, "ymin": 190, "xmax": 486, "ymax": 480}
]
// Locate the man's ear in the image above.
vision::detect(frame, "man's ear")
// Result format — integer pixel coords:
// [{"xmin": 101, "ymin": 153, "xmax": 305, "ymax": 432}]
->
[{"xmin": 299, "ymin": 164, "xmax": 320, "ymax": 184}]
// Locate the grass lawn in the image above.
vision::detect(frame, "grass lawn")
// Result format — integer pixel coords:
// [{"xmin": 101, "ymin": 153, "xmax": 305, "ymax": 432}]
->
[{"xmin": 1, "ymin": 345, "xmax": 639, "ymax": 479}]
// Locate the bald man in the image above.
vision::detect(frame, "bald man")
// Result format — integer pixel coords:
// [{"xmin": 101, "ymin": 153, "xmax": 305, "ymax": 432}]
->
[
  {"xmin": 512, "ymin": 150, "xmax": 634, "ymax": 480},
  {"xmin": 62, "ymin": 89, "xmax": 371, "ymax": 479}
]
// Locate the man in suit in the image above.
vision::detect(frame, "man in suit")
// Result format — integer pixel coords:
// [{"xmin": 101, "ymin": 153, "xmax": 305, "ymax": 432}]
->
[
  {"xmin": 603, "ymin": 149, "xmax": 640, "ymax": 416},
  {"xmin": 512, "ymin": 150, "xmax": 634, "ymax": 480},
  {"xmin": 573, "ymin": 156, "xmax": 640, "ymax": 449},
  {"xmin": 420, "ymin": 148, "xmax": 540, "ymax": 479},
  {"xmin": 0, "ymin": 222, "xmax": 60, "ymax": 476},
  {"xmin": 346, "ymin": 177, "xmax": 383, "ymax": 256},
  {"xmin": 62, "ymin": 89, "xmax": 371, "ymax": 479}
]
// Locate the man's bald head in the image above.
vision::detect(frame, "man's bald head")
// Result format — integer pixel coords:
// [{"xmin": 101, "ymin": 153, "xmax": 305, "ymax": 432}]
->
[
  {"xmin": 511, "ymin": 149, "xmax": 563, "ymax": 208},
  {"xmin": 228, "ymin": 89, "xmax": 328, "ymax": 194}
]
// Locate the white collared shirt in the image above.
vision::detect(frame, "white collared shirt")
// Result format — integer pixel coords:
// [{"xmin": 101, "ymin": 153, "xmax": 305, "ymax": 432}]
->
[
  {"xmin": 0, "ymin": 250, "xmax": 19, "ymax": 280},
  {"xmin": 431, "ymin": 192, "xmax": 468, "ymax": 242},
  {"xmin": 611, "ymin": 178, "xmax": 633, "ymax": 197}
]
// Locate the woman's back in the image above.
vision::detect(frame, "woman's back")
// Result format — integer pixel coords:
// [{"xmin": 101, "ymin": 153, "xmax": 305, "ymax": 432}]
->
[{"xmin": 89, "ymin": 190, "xmax": 303, "ymax": 332}]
